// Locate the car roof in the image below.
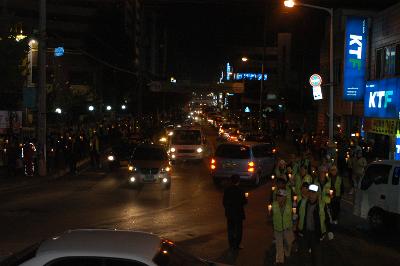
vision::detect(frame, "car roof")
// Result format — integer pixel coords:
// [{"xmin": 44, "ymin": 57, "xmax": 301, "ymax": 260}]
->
[
  {"xmin": 37, "ymin": 229, "xmax": 161, "ymax": 262},
  {"xmin": 369, "ymin": 160, "xmax": 400, "ymax": 166}
]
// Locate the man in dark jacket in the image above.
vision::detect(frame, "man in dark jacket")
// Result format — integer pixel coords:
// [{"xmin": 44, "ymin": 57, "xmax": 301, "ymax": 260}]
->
[
  {"xmin": 297, "ymin": 184, "xmax": 333, "ymax": 266},
  {"xmin": 223, "ymin": 175, "xmax": 248, "ymax": 250}
]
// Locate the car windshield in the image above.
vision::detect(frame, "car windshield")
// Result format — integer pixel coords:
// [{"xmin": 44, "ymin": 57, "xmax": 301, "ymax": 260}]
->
[
  {"xmin": 171, "ymin": 130, "xmax": 202, "ymax": 145},
  {"xmin": 153, "ymin": 240, "xmax": 209, "ymax": 266},
  {"xmin": 216, "ymin": 144, "xmax": 250, "ymax": 159},
  {"xmin": 132, "ymin": 147, "xmax": 167, "ymax": 161}
]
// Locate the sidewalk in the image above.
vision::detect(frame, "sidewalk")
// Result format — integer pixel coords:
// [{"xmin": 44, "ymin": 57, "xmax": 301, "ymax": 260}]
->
[{"xmin": 0, "ymin": 157, "xmax": 91, "ymax": 193}]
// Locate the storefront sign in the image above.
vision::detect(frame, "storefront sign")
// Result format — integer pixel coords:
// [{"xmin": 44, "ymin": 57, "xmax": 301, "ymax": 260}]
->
[
  {"xmin": 364, "ymin": 119, "xmax": 400, "ymax": 136},
  {"xmin": 364, "ymin": 78, "xmax": 400, "ymax": 118},
  {"xmin": 343, "ymin": 16, "xmax": 368, "ymax": 101}
]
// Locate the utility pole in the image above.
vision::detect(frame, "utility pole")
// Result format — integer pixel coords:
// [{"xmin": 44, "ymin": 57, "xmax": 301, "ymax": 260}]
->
[{"xmin": 38, "ymin": 0, "xmax": 47, "ymax": 176}]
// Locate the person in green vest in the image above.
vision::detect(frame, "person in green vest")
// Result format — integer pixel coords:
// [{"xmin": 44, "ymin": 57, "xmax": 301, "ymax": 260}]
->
[
  {"xmin": 315, "ymin": 166, "xmax": 332, "ymax": 205},
  {"xmin": 295, "ymin": 166, "xmax": 313, "ymax": 201},
  {"xmin": 328, "ymin": 165, "xmax": 344, "ymax": 224},
  {"xmin": 289, "ymin": 153, "xmax": 300, "ymax": 176},
  {"xmin": 271, "ymin": 178, "xmax": 292, "ymax": 203},
  {"xmin": 272, "ymin": 189, "xmax": 295, "ymax": 265},
  {"xmin": 299, "ymin": 152, "xmax": 311, "ymax": 174},
  {"xmin": 297, "ymin": 184, "xmax": 333, "ymax": 266},
  {"xmin": 275, "ymin": 159, "xmax": 287, "ymax": 179}
]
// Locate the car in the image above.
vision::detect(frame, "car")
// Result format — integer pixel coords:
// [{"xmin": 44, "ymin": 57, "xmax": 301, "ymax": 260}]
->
[
  {"xmin": 354, "ymin": 160, "xmax": 400, "ymax": 230},
  {"xmin": 210, "ymin": 142, "xmax": 276, "ymax": 186},
  {"xmin": 1, "ymin": 229, "xmax": 230, "ymax": 266},
  {"xmin": 128, "ymin": 144, "xmax": 172, "ymax": 189},
  {"xmin": 243, "ymin": 134, "xmax": 277, "ymax": 156},
  {"xmin": 168, "ymin": 128, "xmax": 207, "ymax": 163}
]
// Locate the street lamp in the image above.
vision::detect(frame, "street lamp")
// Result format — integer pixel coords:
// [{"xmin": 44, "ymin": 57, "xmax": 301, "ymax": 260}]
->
[
  {"xmin": 88, "ymin": 105, "xmax": 94, "ymax": 111},
  {"xmin": 241, "ymin": 57, "xmax": 248, "ymax": 62},
  {"xmin": 55, "ymin": 108, "xmax": 62, "ymax": 114},
  {"xmin": 106, "ymin": 105, "xmax": 112, "ymax": 111},
  {"xmin": 284, "ymin": 0, "xmax": 334, "ymax": 142},
  {"xmin": 121, "ymin": 104, "xmax": 126, "ymax": 110}
]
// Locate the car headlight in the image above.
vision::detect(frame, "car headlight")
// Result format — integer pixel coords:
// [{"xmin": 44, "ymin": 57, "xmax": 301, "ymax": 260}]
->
[
  {"xmin": 130, "ymin": 176, "xmax": 136, "ymax": 183},
  {"xmin": 162, "ymin": 177, "xmax": 169, "ymax": 183},
  {"xmin": 168, "ymin": 132, "xmax": 174, "ymax": 136},
  {"xmin": 161, "ymin": 166, "xmax": 171, "ymax": 172},
  {"xmin": 159, "ymin": 137, "xmax": 167, "ymax": 142},
  {"xmin": 107, "ymin": 155, "xmax": 115, "ymax": 161},
  {"xmin": 197, "ymin": 147, "xmax": 203, "ymax": 153},
  {"xmin": 170, "ymin": 147, "xmax": 176, "ymax": 153},
  {"xmin": 128, "ymin": 165, "xmax": 137, "ymax": 172}
]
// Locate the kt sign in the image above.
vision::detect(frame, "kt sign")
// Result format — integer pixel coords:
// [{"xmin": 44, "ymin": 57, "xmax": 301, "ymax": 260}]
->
[
  {"xmin": 343, "ymin": 16, "xmax": 368, "ymax": 101},
  {"xmin": 364, "ymin": 78, "xmax": 400, "ymax": 119}
]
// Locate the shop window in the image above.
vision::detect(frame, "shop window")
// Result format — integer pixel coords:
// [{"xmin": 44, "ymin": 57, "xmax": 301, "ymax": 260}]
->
[{"xmin": 384, "ymin": 45, "xmax": 396, "ymax": 76}]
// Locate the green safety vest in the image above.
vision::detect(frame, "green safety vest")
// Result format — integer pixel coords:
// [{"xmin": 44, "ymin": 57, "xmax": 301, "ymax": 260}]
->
[
  {"xmin": 275, "ymin": 167, "xmax": 287, "ymax": 179},
  {"xmin": 331, "ymin": 175, "xmax": 342, "ymax": 197},
  {"xmin": 315, "ymin": 179, "xmax": 332, "ymax": 204},
  {"xmin": 272, "ymin": 201, "xmax": 293, "ymax": 232},
  {"xmin": 295, "ymin": 174, "xmax": 313, "ymax": 201},
  {"xmin": 298, "ymin": 199, "xmax": 326, "ymax": 235},
  {"xmin": 272, "ymin": 186, "xmax": 293, "ymax": 202}
]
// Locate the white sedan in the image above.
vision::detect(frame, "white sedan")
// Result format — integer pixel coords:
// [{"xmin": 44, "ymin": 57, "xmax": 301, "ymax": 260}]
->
[{"xmin": 2, "ymin": 229, "xmax": 230, "ymax": 266}]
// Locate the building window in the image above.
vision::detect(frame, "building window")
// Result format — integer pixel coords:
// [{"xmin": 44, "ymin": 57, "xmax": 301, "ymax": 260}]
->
[
  {"xmin": 384, "ymin": 45, "xmax": 396, "ymax": 76},
  {"xmin": 396, "ymin": 44, "xmax": 400, "ymax": 75},
  {"xmin": 376, "ymin": 48, "xmax": 383, "ymax": 79}
]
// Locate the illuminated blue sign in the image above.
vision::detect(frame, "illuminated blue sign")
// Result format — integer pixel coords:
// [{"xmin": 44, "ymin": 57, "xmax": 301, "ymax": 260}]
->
[
  {"xmin": 226, "ymin": 63, "xmax": 232, "ymax": 81},
  {"xmin": 364, "ymin": 78, "xmax": 400, "ymax": 118},
  {"xmin": 54, "ymin": 47, "xmax": 64, "ymax": 57},
  {"xmin": 244, "ymin": 106, "xmax": 251, "ymax": 113},
  {"xmin": 395, "ymin": 134, "xmax": 400, "ymax": 160},
  {"xmin": 234, "ymin": 73, "xmax": 267, "ymax": 81},
  {"xmin": 343, "ymin": 17, "xmax": 368, "ymax": 101}
]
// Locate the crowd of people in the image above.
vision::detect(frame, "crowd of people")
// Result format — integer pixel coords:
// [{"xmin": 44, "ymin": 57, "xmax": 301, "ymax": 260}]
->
[{"xmin": 222, "ymin": 145, "xmax": 369, "ymax": 266}]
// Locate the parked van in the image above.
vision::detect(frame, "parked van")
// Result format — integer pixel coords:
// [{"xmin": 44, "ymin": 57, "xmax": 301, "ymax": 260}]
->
[
  {"xmin": 168, "ymin": 128, "xmax": 207, "ymax": 163},
  {"xmin": 210, "ymin": 142, "xmax": 275, "ymax": 186},
  {"xmin": 354, "ymin": 160, "xmax": 400, "ymax": 230}
]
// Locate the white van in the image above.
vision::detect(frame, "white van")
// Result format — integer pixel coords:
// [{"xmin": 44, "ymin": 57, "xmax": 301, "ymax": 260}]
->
[
  {"xmin": 354, "ymin": 160, "xmax": 400, "ymax": 230},
  {"xmin": 168, "ymin": 128, "xmax": 207, "ymax": 163}
]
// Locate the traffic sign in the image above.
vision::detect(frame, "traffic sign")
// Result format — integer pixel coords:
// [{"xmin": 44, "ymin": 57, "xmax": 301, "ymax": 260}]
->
[{"xmin": 309, "ymin": 74, "xmax": 322, "ymax": 87}]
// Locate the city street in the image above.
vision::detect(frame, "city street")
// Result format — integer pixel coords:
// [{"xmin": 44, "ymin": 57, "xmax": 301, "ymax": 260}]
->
[{"xmin": 0, "ymin": 128, "xmax": 399, "ymax": 266}]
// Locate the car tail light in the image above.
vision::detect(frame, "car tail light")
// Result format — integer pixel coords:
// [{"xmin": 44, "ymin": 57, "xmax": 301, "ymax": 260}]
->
[
  {"xmin": 248, "ymin": 161, "xmax": 255, "ymax": 173},
  {"xmin": 211, "ymin": 158, "xmax": 216, "ymax": 170}
]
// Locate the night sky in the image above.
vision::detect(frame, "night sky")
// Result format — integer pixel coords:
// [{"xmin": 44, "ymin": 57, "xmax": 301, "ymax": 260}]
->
[{"xmin": 154, "ymin": 0, "xmax": 399, "ymax": 82}]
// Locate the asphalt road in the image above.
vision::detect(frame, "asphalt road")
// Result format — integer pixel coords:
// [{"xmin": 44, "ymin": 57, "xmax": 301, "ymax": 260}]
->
[{"xmin": 0, "ymin": 127, "xmax": 399, "ymax": 266}]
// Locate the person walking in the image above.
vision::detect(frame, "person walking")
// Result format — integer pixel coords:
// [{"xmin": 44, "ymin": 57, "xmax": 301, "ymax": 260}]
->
[
  {"xmin": 295, "ymin": 166, "xmax": 313, "ymax": 202},
  {"xmin": 315, "ymin": 167, "xmax": 332, "ymax": 206},
  {"xmin": 297, "ymin": 184, "xmax": 333, "ymax": 266},
  {"xmin": 272, "ymin": 189, "xmax": 294, "ymax": 265},
  {"xmin": 328, "ymin": 165, "xmax": 344, "ymax": 224},
  {"xmin": 349, "ymin": 150, "xmax": 367, "ymax": 194},
  {"xmin": 275, "ymin": 160, "xmax": 287, "ymax": 179},
  {"xmin": 223, "ymin": 175, "xmax": 247, "ymax": 250}
]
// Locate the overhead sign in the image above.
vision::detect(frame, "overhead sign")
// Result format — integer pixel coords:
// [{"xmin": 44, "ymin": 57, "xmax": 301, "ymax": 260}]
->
[
  {"xmin": 54, "ymin": 47, "xmax": 64, "ymax": 57},
  {"xmin": 226, "ymin": 63, "xmax": 232, "ymax": 81},
  {"xmin": 364, "ymin": 78, "xmax": 400, "ymax": 119},
  {"xmin": 309, "ymin": 74, "xmax": 322, "ymax": 87},
  {"xmin": 234, "ymin": 73, "xmax": 268, "ymax": 81},
  {"xmin": 244, "ymin": 106, "xmax": 251, "ymax": 113},
  {"xmin": 343, "ymin": 16, "xmax": 368, "ymax": 101},
  {"xmin": 312, "ymin": 86, "xmax": 323, "ymax": 100}
]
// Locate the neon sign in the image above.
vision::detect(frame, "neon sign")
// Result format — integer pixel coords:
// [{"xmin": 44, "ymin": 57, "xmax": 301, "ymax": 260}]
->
[{"xmin": 364, "ymin": 78, "xmax": 400, "ymax": 118}]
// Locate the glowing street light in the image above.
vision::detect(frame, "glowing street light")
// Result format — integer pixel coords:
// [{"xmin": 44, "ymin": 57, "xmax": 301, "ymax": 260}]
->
[
  {"xmin": 241, "ymin": 57, "xmax": 248, "ymax": 62},
  {"xmin": 284, "ymin": 0, "xmax": 295, "ymax": 8},
  {"xmin": 88, "ymin": 105, "xmax": 94, "ymax": 111},
  {"xmin": 121, "ymin": 104, "xmax": 126, "ymax": 110},
  {"xmin": 106, "ymin": 105, "xmax": 112, "ymax": 111},
  {"xmin": 55, "ymin": 108, "xmax": 62, "ymax": 114}
]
